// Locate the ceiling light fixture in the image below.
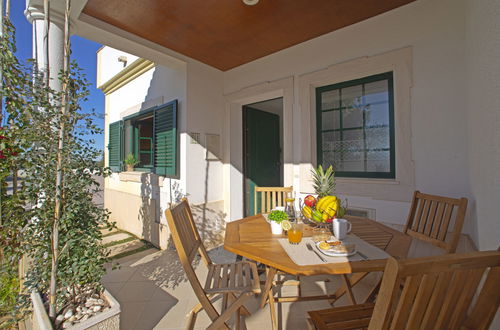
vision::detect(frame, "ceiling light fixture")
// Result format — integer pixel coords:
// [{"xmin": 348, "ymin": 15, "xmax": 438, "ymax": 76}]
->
[{"xmin": 243, "ymin": 0, "xmax": 259, "ymax": 6}]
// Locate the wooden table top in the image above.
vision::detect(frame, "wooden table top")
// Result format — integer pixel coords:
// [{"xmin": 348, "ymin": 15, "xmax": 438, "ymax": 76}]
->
[{"xmin": 224, "ymin": 215, "xmax": 411, "ymax": 276}]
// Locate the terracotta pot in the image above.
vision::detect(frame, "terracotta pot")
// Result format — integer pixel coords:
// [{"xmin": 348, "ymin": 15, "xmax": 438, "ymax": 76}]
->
[{"xmin": 125, "ymin": 164, "xmax": 134, "ymax": 172}]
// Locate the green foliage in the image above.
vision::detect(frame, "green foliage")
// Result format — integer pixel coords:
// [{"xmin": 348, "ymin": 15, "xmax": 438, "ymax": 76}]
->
[
  {"xmin": 0, "ymin": 17, "xmax": 32, "ymax": 323},
  {"xmin": 0, "ymin": 17, "xmax": 112, "ymax": 319},
  {"xmin": 268, "ymin": 210, "xmax": 288, "ymax": 223},
  {"xmin": 124, "ymin": 152, "xmax": 139, "ymax": 166},
  {"xmin": 311, "ymin": 165, "xmax": 336, "ymax": 198},
  {"xmin": 20, "ymin": 61, "xmax": 112, "ymax": 310}
]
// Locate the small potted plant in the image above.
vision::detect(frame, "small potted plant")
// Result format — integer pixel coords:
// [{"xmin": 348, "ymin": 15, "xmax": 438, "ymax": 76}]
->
[
  {"xmin": 268, "ymin": 209, "xmax": 289, "ymax": 235},
  {"xmin": 124, "ymin": 153, "xmax": 139, "ymax": 171}
]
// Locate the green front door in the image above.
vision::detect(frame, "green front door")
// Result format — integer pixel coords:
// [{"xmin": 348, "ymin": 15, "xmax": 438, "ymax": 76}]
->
[{"xmin": 243, "ymin": 107, "xmax": 281, "ymax": 216}]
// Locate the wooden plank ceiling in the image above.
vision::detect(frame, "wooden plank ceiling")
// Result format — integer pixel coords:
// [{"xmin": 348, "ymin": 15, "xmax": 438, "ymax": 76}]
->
[{"xmin": 83, "ymin": 0, "xmax": 415, "ymax": 71}]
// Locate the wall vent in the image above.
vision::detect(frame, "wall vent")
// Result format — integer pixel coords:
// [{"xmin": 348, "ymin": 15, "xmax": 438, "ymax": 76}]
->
[{"xmin": 345, "ymin": 206, "xmax": 376, "ymax": 219}]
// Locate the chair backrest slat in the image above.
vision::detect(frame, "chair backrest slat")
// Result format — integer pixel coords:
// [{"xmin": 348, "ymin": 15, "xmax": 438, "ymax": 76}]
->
[
  {"xmin": 391, "ymin": 275, "xmax": 422, "ymax": 328},
  {"xmin": 448, "ymin": 268, "xmax": 485, "ymax": 327},
  {"xmin": 405, "ymin": 273, "xmax": 438, "ymax": 327},
  {"xmin": 254, "ymin": 186, "xmax": 293, "ymax": 214},
  {"xmin": 369, "ymin": 250, "xmax": 500, "ymax": 330},
  {"xmin": 419, "ymin": 271, "xmax": 453, "ymax": 327},
  {"xmin": 463, "ymin": 266, "xmax": 500, "ymax": 329},
  {"xmin": 404, "ymin": 191, "xmax": 468, "ymax": 253},
  {"xmin": 423, "ymin": 200, "xmax": 438, "ymax": 236},
  {"xmin": 430, "ymin": 201, "xmax": 446, "ymax": 238}
]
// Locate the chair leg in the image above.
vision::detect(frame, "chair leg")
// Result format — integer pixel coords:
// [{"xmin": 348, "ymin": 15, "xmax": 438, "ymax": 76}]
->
[
  {"xmin": 260, "ymin": 267, "xmax": 278, "ymax": 308},
  {"xmin": 328, "ymin": 272, "xmax": 368, "ymax": 305},
  {"xmin": 236, "ymin": 307, "xmax": 242, "ymax": 330},
  {"xmin": 185, "ymin": 310, "xmax": 197, "ymax": 330},
  {"xmin": 186, "ymin": 294, "xmax": 225, "ymax": 330},
  {"xmin": 207, "ymin": 293, "xmax": 252, "ymax": 330},
  {"xmin": 222, "ymin": 293, "xmax": 229, "ymax": 313},
  {"xmin": 229, "ymin": 292, "xmax": 251, "ymax": 316},
  {"xmin": 342, "ymin": 274, "xmax": 357, "ymax": 305},
  {"xmin": 268, "ymin": 288, "xmax": 278, "ymax": 330},
  {"xmin": 364, "ymin": 278, "xmax": 382, "ymax": 303},
  {"xmin": 306, "ymin": 317, "xmax": 316, "ymax": 330}
]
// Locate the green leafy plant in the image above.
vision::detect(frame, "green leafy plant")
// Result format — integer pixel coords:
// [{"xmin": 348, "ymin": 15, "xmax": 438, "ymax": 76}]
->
[
  {"xmin": 0, "ymin": 4, "xmax": 113, "ymax": 324},
  {"xmin": 124, "ymin": 152, "xmax": 139, "ymax": 167},
  {"xmin": 311, "ymin": 165, "xmax": 335, "ymax": 198},
  {"xmin": 268, "ymin": 210, "xmax": 288, "ymax": 224}
]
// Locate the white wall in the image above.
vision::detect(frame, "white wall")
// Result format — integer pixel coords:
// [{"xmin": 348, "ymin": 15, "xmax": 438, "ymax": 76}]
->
[
  {"xmin": 185, "ymin": 61, "xmax": 225, "ymax": 205},
  {"xmin": 465, "ymin": 0, "xmax": 500, "ymax": 250},
  {"xmin": 223, "ymin": 0, "xmax": 475, "ymax": 236},
  {"xmin": 96, "ymin": 47, "xmax": 139, "ymax": 86}
]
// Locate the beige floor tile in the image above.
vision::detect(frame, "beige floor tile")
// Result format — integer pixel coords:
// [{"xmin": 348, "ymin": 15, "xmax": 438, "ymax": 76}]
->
[
  {"xmin": 114, "ymin": 281, "xmax": 158, "ymax": 303},
  {"xmin": 103, "ymin": 282, "xmax": 126, "ymax": 297},
  {"xmin": 119, "ymin": 301, "xmax": 147, "ymax": 330},
  {"xmin": 133, "ymin": 298, "xmax": 179, "ymax": 330},
  {"xmin": 101, "ymin": 265, "xmax": 138, "ymax": 284},
  {"xmin": 150, "ymin": 287, "xmax": 177, "ymax": 302},
  {"xmin": 152, "ymin": 296, "xmax": 193, "ymax": 329}
]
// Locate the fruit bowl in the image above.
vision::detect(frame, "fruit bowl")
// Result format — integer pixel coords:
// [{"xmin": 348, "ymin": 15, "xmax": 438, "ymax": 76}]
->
[{"xmin": 300, "ymin": 195, "xmax": 347, "ymax": 225}]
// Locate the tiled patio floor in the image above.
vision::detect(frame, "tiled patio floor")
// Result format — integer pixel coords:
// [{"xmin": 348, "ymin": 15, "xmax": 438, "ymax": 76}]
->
[
  {"xmin": 102, "ymin": 227, "xmax": 476, "ymax": 330},
  {"xmin": 102, "ymin": 245, "xmax": 385, "ymax": 330}
]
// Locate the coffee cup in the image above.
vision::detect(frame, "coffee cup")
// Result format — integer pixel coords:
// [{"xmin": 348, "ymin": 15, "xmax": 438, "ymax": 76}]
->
[{"xmin": 333, "ymin": 218, "xmax": 351, "ymax": 240}]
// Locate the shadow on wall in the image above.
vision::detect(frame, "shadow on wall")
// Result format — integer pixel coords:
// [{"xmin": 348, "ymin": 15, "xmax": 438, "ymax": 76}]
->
[
  {"xmin": 91, "ymin": 174, "xmax": 104, "ymax": 207},
  {"xmin": 140, "ymin": 173, "xmax": 160, "ymax": 249},
  {"xmin": 163, "ymin": 176, "xmax": 227, "ymax": 249}
]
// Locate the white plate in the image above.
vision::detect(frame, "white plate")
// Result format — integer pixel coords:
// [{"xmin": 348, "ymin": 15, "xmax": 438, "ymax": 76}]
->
[{"xmin": 315, "ymin": 242, "xmax": 357, "ymax": 257}]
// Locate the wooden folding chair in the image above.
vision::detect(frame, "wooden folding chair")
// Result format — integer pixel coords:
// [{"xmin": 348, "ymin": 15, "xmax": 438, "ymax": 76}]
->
[
  {"xmin": 254, "ymin": 186, "xmax": 293, "ymax": 214},
  {"xmin": 404, "ymin": 191, "xmax": 468, "ymax": 253},
  {"xmin": 308, "ymin": 249, "xmax": 500, "ymax": 329},
  {"xmin": 165, "ymin": 199, "xmax": 261, "ymax": 330},
  {"xmin": 359, "ymin": 191, "xmax": 469, "ymax": 305}
]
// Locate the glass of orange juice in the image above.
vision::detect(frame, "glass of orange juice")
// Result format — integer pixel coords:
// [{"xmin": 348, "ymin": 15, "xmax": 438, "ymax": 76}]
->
[{"xmin": 288, "ymin": 222, "xmax": 303, "ymax": 244}]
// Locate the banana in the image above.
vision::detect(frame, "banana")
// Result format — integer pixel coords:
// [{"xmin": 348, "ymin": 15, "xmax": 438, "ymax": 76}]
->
[
  {"xmin": 302, "ymin": 206, "xmax": 312, "ymax": 218},
  {"xmin": 312, "ymin": 210, "xmax": 323, "ymax": 223},
  {"xmin": 317, "ymin": 196, "xmax": 335, "ymax": 212},
  {"xmin": 315, "ymin": 197, "xmax": 326, "ymax": 211},
  {"xmin": 322, "ymin": 212, "xmax": 330, "ymax": 221},
  {"xmin": 325, "ymin": 205, "xmax": 336, "ymax": 218}
]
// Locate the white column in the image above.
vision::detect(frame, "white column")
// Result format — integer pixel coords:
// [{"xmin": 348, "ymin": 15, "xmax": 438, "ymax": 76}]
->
[{"xmin": 24, "ymin": 5, "xmax": 65, "ymax": 92}]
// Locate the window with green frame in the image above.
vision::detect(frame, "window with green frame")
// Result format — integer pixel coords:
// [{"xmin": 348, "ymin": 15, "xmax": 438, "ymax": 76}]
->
[
  {"xmin": 316, "ymin": 72, "xmax": 395, "ymax": 178},
  {"xmin": 108, "ymin": 100, "xmax": 178, "ymax": 176}
]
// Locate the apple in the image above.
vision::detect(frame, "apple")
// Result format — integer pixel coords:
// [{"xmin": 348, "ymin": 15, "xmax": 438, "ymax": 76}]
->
[{"xmin": 304, "ymin": 195, "xmax": 317, "ymax": 207}]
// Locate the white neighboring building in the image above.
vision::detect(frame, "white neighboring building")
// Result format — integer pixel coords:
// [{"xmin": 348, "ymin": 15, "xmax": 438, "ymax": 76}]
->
[{"xmin": 97, "ymin": 47, "xmax": 225, "ymax": 249}]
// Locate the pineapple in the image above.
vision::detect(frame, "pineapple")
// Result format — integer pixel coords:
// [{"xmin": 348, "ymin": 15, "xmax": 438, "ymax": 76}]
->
[{"xmin": 311, "ymin": 165, "xmax": 335, "ymax": 198}]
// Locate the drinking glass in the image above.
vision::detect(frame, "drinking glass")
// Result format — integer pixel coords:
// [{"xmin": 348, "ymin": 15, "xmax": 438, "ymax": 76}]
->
[{"xmin": 288, "ymin": 222, "xmax": 303, "ymax": 244}]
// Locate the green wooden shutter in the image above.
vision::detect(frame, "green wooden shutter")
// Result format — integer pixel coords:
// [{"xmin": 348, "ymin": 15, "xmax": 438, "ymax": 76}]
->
[
  {"xmin": 108, "ymin": 121, "xmax": 123, "ymax": 172},
  {"xmin": 154, "ymin": 100, "xmax": 178, "ymax": 176}
]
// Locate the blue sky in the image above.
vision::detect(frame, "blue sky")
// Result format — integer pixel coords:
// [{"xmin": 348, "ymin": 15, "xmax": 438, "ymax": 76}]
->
[{"xmin": 10, "ymin": 1, "xmax": 105, "ymax": 151}]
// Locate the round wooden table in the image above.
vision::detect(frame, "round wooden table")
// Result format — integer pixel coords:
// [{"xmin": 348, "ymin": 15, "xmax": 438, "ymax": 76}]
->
[{"xmin": 224, "ymin": 214, "xmax": 411, "ymax": 329}]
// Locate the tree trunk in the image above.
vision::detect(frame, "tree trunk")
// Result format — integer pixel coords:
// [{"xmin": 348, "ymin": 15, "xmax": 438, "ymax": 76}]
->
[{"xmin": 48, "ymin": 0, "xmax": 71, "ymax": 319}]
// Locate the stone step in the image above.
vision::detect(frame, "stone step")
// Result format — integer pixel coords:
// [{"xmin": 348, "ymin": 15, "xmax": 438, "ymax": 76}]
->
[
  {"xmin": 99, "ymin": 227, "xmax": 120, "ymax": 236},
  {"xmin": 101, "ymin": 232, "xmax": 132, "ymax": 245},
  {"xmin": 106, "ymin": 239, "xmax": 145, "ymax": 259}
]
